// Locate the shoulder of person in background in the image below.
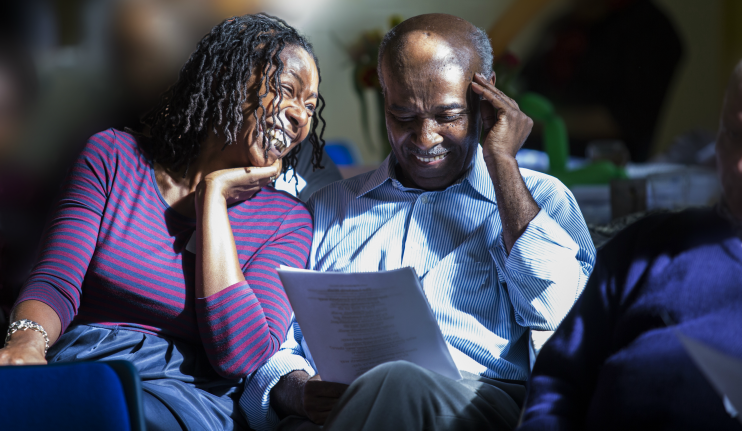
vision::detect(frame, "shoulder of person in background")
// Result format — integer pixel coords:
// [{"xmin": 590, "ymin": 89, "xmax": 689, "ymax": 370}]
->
[{"xmin": 274, "ymin": 139, "xmax": 343, "ymax": 202}]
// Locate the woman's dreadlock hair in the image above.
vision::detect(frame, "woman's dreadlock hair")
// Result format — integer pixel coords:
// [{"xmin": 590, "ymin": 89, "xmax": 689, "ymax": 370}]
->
[{"xmin": 140, "ymin": 13, "xmax": 326, "ymax": 176}]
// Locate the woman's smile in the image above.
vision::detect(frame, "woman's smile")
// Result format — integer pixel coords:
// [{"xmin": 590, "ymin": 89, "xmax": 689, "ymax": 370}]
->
[{"xmin": 255, "ymin": 122, "xmax": 296, "ymax": 162}]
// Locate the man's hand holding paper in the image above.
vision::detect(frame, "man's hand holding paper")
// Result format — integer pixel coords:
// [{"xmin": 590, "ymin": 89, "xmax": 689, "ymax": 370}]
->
[{"xmin": 277, "ymin": 267, "xmax": 461, "ymax": 385}]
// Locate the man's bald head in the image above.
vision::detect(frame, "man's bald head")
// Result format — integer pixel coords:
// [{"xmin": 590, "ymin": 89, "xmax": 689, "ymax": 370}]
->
[{"xmin": 377, "ymin": 14, "xmax": 492, "ymax": 92}]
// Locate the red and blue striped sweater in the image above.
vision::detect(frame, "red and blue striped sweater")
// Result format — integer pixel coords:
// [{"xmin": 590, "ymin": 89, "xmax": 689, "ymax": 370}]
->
[{"xmin": 16, "ymin": 129, "xmax": 312, "ymax": 379}]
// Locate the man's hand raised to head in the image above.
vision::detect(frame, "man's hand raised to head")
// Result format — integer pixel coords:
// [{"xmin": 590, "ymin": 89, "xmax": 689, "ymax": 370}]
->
[
  {"xmin": 471, "ymin": 72, "xmax": 540, "ymax": 254},
  {"xmin": 472, "ymin": 72, "xmax": 533, "ymax": 158}
]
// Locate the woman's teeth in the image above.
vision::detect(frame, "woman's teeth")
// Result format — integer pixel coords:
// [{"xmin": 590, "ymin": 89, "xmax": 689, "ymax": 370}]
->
[
  {"xmin": 415, "ymin": 153, "xmax": 447, "ymax": 162},
  {"xmin": 268, "ymin": 129, "xmax": 288, "ymax": 153}
]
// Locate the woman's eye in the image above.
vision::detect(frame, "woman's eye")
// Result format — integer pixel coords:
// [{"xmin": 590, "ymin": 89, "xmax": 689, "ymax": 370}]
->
[
  {"xmin": 306, "ymin": 104, "xmax": 316, "ymax": 115},
  {"xmin": 281, "ymin": 85, "xmax": 293, "ymax": 97}
]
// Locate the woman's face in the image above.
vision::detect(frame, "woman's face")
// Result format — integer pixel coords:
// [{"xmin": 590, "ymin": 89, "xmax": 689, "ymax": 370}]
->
[{"xmin": 237, "ymin": 45, "xmax": 319, "ymax": 168}]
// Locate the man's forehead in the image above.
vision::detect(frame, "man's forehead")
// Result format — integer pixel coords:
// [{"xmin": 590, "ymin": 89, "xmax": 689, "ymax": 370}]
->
[
  {"xmin": 400, "ymin": 31, "xmax": 456, "ymax": 60},
  {"xmin": 389, "ymin": 31, "xmax": 476, "ymax": 74},
  {"xmin": 383, "ymin": 34, "xmax": 474, "ymax": 96}
]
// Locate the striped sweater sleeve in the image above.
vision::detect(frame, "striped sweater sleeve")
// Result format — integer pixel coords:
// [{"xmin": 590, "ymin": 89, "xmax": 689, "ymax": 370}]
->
[
  {"xmin": 15, "ymin": 130, "xmax": 115, "ymax": 332},
  {"xmin": 195, "ymin": 201, "xmax": 312, "ymax": 379}
]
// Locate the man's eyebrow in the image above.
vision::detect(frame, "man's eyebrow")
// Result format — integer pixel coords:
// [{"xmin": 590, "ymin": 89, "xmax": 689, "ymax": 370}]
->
[
  {"xmin": 388, "ymin": 103, "xmax": 415, "ymax": 112},
  {"xmin": 388, "ymin": 103, "xmax": 467, "ymax": 112},
  {"xmin": 437, "ymin": 103, "xmax": 466, "ymax": 111},
  {"xmin": 287, "ymin": 70, "xmax": 318, "ymax": 99}
]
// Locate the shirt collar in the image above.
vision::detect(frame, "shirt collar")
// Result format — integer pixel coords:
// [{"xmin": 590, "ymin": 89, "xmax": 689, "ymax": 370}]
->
[
  {"xmin": 356, "ymin": 146, "xmax": 497, "ymax": 204},
  {"xmin": 466, "ymin": 146, "xmax": 498, "ymax": 203},
  {"xmin": 355, "ymin": 153, "xmax": 397, "ymax": 198}
]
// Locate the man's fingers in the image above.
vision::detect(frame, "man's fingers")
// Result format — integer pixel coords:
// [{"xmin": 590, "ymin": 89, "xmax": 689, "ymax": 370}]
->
[
  {"xmin": 472, "ymin": 73, "xmax": 518, "ymax": 110},
  {"xmin": 304, "ymin": 380, "xmax": 349, "ymax": 398},
  {"xmin": 304, "ymin": 396, "xmax": 338, "ymax": 425},
  {"xmin": 307, "ymin": 410, "xmax": 331, "ymax": 425},
  {"xmin": 303, "ymin": 380, "xmax": 346, "ymax": 424},
  {"xmin": 472, "ymin": 81, "xmax": 516, "ymax": 111},
  {"xmin": 304, "ymin": 395, "xmax": 338, "ymax": 411}
]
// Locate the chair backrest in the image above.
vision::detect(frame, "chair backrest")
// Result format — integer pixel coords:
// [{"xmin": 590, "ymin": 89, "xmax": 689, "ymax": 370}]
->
[{"xmin": 0, "ymin": 360, "xmax": 145, "ymax": 431}]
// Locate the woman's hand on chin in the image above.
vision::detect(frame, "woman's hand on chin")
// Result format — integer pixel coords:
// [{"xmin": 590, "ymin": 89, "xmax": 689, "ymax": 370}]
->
[
  {"xmin": 0, "ymin": 331, "xmax": 48, "ymax": 365},
  {"xmin": 196, "ymin": 158, "xmax": 282, "ymax": 208}
]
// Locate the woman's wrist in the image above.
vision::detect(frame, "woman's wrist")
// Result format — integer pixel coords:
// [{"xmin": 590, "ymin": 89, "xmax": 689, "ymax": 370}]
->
[{"xmin": 195, "ymin": 179, "xmax": 228, "ymax": 215}]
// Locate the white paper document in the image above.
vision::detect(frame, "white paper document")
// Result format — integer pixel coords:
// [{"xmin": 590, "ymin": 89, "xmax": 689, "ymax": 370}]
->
[
  {"xmin": 675, "ymin": 331, "xmax": 742, "ymax": 423},
  {"xmin": 278, "ymin": 266, "xmax": 462, "ymax": 385}
]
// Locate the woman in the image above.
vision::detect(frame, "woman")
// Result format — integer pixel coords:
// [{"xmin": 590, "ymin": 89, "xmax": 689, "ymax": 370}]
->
[{"xmin": 0, "ymin": 14, "xmax": 325, "ymax": 430}]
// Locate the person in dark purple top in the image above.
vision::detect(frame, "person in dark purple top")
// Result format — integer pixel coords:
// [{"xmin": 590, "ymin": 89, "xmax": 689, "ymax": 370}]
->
[
  {"xmin": 0, "ymin": 14, "xmax": 326, "ymax": 431},
  {"xmin": 518, "ymin": 61, "xmax": 742, "ymax": 430}
]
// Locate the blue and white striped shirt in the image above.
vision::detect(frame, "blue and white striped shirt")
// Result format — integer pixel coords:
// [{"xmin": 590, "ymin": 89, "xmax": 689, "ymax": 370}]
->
[{"xmin": 241, "ymin": 146, "xmax": 596, "ymax": 430}]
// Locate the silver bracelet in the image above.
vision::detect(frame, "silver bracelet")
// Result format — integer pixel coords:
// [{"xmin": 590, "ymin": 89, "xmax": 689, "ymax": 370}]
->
[{"xmin": 5, "ymin": 319, "xmax": 50, "ymax": 355}]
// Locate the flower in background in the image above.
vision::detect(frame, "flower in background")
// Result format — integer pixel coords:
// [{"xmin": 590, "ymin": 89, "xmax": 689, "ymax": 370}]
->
[{"xmin": 341, "ymin": 15, "xmax": 403, "ymax": 160}]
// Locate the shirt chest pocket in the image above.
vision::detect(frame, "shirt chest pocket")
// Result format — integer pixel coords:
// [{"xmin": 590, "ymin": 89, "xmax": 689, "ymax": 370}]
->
[
  {"xmin": 421, "ymin": 260, "xmax": 495, "ymax": 321},
  {"xmin": 423, "ymin": 260, "xmax": 491, "ymax": 296}
]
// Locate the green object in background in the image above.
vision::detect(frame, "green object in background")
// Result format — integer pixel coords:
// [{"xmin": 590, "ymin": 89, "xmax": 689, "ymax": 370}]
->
[
  {"xmin": 556, "ymin": 160, "xmax": 628, "ymax": 188},
  {"xmin": 515, "ymin": 92, "xmax": 627, "ymax": 187}
]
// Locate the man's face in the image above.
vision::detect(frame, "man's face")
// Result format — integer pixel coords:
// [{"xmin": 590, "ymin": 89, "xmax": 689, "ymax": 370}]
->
[
  {"xmin": 716, "ymin": 87, "xmax": 742, "ymax": 215},
  {"xmin": 381, "ymin": 35, "xmax": 480, "ymax": 191}
]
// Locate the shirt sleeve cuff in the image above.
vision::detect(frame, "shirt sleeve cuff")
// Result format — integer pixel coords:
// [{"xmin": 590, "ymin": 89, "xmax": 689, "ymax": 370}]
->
[
  {"xmin": 240, "ymin": 351, "xmax": 316, "ymax": 431},
  {"xmin": 14, "ymin": 284, "xmax": 76, "ymax": 333},
  {"xmin": 496, "ymin": 209, "xmax": 580, "ymax": 280},
  {"xmin": 196, "ymin": 280, "xmax": 251, "ymax": 308}
]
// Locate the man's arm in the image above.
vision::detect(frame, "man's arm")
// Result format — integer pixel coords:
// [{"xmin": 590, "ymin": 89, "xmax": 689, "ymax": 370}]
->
[
  {"xmin": 240, "ymin": 320, "xmax": 316, "ymax": 431},
  {"xmin": 472, "ymin": 73, "xmax": 596, "ymax": 328},
  {"xmin": 241, "ymin": 319, "xmax": 348, "ymax": 430},
  {"xmin": 471, "ymin": 73, "xmax": 538, "ymax": 254}
]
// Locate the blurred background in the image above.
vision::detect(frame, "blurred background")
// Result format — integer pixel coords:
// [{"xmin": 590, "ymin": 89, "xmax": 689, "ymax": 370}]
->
[{"xmin": 1, "ymin": 0, "xmax": 741, "ymax": 311}]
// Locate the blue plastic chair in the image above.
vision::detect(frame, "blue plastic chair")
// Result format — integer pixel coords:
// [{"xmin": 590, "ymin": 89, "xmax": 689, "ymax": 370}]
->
[
  {"xmin": 0, "ymin": 360, "xmax": 145, "ymax": 431},
  {"xmin": 324, "ymin": 142, "xmax": 358, "ymax": 166}
]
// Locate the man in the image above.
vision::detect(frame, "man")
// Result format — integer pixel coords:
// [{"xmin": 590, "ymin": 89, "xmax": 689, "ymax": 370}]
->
[
  {"xmin": 518, "ymin": 62, "xmax": 742, "ymax": 430},
  {"xmin": 241, "ymin": 14, "xmax": 595, "ymax": 431}
]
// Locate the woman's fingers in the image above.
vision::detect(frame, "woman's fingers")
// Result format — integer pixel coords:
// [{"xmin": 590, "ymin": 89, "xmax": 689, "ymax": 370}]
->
[
  {"xmin": 201, "ymin": 157, "xmax": 284, "ymax": 205},
  {"xmin": 241, "ymin": 158, "xmax": 282, "ymax": 182}
]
